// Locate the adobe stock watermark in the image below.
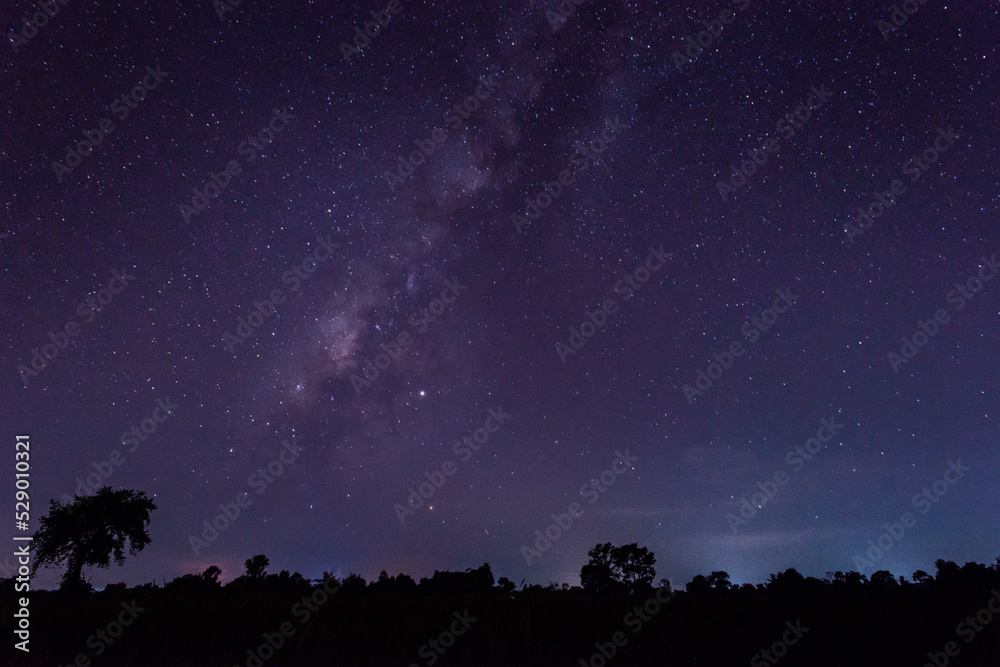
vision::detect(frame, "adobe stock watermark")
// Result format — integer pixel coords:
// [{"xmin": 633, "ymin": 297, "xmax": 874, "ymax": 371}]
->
[
  {"xmin": 9, "ymin": 0, "xmax": 73, "ymax": 54},
  {"xmin": 178, "ymin": 107, "xmax": 297, "ymax": 222},
  {"xmin": 725, "ymin": 413, "xmax": 845, "ymax": 533},
  {"xmin": 55, "ymin": 600, "xmax": 145, "ymax": 667},
  {"xmin": 556, "ymin": 245, "xmax": 671, "ymax": 362},
  {"xmin": 886, "ymin": 253, "xmax": 998, "ymax": 373},
  {"xmin": 682, "ymin": 286, "xmax": 799, "ymax": 404},
  {"xmin": 0, "ymin": 554, "xmax": 19, "ymax": 578},
  {"xmin": 60, "ymin": 398, "xmax": 178, "ymax": 509},
  {"xmin": 351, "ymin": 278, "xmax": 467, "ymax": 392},
  {"xmin": 672, "ymin": 0, "xmax": 750, "ymax": 72},
  {"xmin": 577, "ymin": 582, "xmax": 676, "ymax": 667},
  {"xmin": 188, "ymin": 439, "xmax": 304, "ymax": 556},
  {"xmin": 921, "ymin": 589, "xmax": 1000, "ymax": 667},
  {"xmin": 716, "ymin": 83, "xmax": 834, "ymax": 201},
  {"xmin": 878, "ymin": 0, "xmax": 929, "ymax": 41},
  {"xmin": 234, "ymin": 573, "xmax": 344, "ymax": 667},
  {"xmin": 340, "ymin": 0, "xmax": 404, "ymax": 61},
  {"xmin": 214, "ymin": 0, "xmax": 242, "ymax": 21},
  {"xmin": 394, "ymin": 407, "xmax": 511, "ymax": 523},
  {"xmin": 17, "ymin": 267, "xmax": 137, "ymax": 388},
  {"xmin": 51, "ymin": 65, "xmax": 170, "ymax": 183},
  {"xmin": 545, "ymin": 0, "xmax": 589, "ymax": 30},
  {"xmin": 407, "ymin": 610, "xmax": 477, "ymax": 667},
  {"xmin": 512, "ymin": 117, "xmax": 627, "ymax": 234},
  {"xmin": 382, "ymin": 75, "xmax": 500, "ymax": 191},
  {"xmin": 750, "ymin": 620, "xmax": 810, "ymax": 667},
  {"xmin": 223, "ymin": 235, "xmax": 340, "ymax": 354},
  {"xmin": 852, "ymin": 459, "xmax": 970, "ymax": 570},
  {"xmin": 844, "ymin": 126, "xmax": 960, "ymax": 242},
  {"xmin": 520, "ymin": 449, "xmax": 638, "ymax": 566}
]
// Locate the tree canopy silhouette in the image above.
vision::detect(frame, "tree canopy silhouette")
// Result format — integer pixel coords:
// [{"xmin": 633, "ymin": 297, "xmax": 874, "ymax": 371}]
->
[
  {"xmin": 580, "ymin": 542, "xmax": 656, "ymax": 594},
  {"xmin": 244, "ymin": 554, "xmax": 270, "ymax": 579},
  {"xmin": 32, "ymin": 486, "xmax": 156, "ymax": 591}
]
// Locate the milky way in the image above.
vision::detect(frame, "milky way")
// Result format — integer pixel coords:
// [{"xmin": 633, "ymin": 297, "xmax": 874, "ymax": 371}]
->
[{"xmin": 3, "ymin": 0, "xmax": 999, "ymax": 589}]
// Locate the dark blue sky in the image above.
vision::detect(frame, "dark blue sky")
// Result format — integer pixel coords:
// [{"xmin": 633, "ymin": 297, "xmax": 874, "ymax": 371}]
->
[{"xmin": 3, "ymin": 0, "xmax": 998, "ymax": 590}]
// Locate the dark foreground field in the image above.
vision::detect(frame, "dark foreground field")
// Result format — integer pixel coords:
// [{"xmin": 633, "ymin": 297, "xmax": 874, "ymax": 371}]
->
[{"xmin": 4, "ymin": 561, "xmax": 1000, "ymax": 666}]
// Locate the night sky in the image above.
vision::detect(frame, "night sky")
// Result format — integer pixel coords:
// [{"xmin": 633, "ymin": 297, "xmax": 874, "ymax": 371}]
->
[{"xmin": 3, "ymin": 0, "xmax": 999, "ymax": 591}]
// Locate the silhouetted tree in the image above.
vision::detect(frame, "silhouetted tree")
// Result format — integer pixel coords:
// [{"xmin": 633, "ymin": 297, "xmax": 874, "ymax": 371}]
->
[
  {"xmin": 102, "ymin": 582, "xmax": 127, "ymax": 595},
  {"xmin": 706, "ymin": 571, "xmax": 731, "ymax": 591},
  {"xmin": 935, "ymin": 559, "xmax": 960, "ymax": 581},
  {"xmin": 580, "ymin": 560, "xmax": 616, "ymax": 592},
  {"xmin": 466, "ymin": 562, "xmax": 495, "ymax": 588},
  {"xmin": 32, "ymin": 486, "xmax": 156, "ymax": 591},
  {"xmin": 202, "ymin": 565, "xmax": 222, "ymax": 584},
  {"xmin": 844, "ymin": 571, "xmax": 868, "ymax": 588},
  {"xmin": 580, "ymin": 542, "xmax": 655, "ymax": 594},
  {"xmin": 497, "ymin": 577, "xmax": 516, "ymax": 595},
  {"xmin": 686, "ymin": 574, "xmax": 711, "ymax": 594},
  {"xmin": 9, "ymin": 550, "xmax": 1000, "ymax": 665},
  {"xmin": 767, "ymin": 568, "xmax": 805, "ymax": 595},
  {"xmin": 419, "ymin": 563, "xmax": 495, "ymax": 594},
  {"xmin": 166, "ymin": 565, "xmax": 224, "ymax": 594},
  {"xmin": 273, "ymin": 569, "xmax": 310, "ymax": 588},
  {"xmin": 244, "ymin": 554, "xmax": 269, "ymax": 579},
  {"xmin": 870, "ymin": 570, "xmax": 899, "ymax": 590},
  {"xmin": 615, "ymin": 543, "xmax": 656, "ymax": 592},
  {"xmin": 825, "ymin": 570, "xmax": 867, "ymax": 590},
  {"xmin": 581, "ymin": 543, "xmax": 617, "ymax": 592},
  {"xmin": 320, "ymin": 570, "xmax": 342, "ymax": 585},
  {"xmin": 341, "ymin": 573, "xmax": 366, "ymax": 593},
  {"xmin": 370, "ymin": 570, "xmax": 417, "ymax": 594}
]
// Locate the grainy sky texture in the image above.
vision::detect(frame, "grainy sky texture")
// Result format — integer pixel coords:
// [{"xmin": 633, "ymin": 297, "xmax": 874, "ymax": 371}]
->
[{"xmin": 2, "ymin": 0, "xmax": 998, "ymax": 590}]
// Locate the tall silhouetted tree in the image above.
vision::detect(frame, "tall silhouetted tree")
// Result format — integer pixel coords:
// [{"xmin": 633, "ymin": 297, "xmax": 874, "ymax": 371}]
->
[
  {"xmin": 615, "ymin": 543, "xmax": 656, "ymax": 592},
  {"xmin": 580, "ymin": 543, "xmax": 617, "ymax": 592},
  {"xmin": 32, "ymin": 486, "xmax": 156, "ymax": 591}
]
